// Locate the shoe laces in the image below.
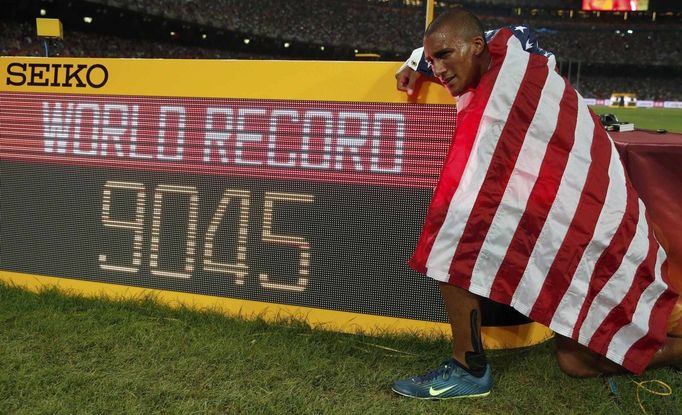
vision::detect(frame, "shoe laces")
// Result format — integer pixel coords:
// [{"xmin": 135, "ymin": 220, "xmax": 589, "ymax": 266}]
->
[{"xmin": 414, "ymin": 360, "xmax": 455, "ymax": 383}]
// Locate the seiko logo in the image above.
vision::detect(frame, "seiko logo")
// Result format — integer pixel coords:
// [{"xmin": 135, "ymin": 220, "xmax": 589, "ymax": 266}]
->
[{"xmin": 6, "ymin": 62, "xmax": 109, "ymax": 88}]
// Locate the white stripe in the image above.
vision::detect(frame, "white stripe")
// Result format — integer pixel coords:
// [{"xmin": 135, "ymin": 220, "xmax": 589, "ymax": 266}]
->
[
  {"xmin": 605, "ymin": 245, "xmax": 668, "ymax": 366},
  {"xmin": 425, "ymin": 36, "xmax": 530, "ymax": 279},
  {"xmin": 470, "ymin": 61, "xmax": 564, "ymax": 296},
  {"xmin": 578, "ymin": 201, "xmax": 651, "ymax": 345},
  {"xmin": 550, "ymin": 139, "xmax": 627, "ymax": 334},
  {"xmin": 510, "ymin": 96, "xmax": 594, "ymax": 314}
]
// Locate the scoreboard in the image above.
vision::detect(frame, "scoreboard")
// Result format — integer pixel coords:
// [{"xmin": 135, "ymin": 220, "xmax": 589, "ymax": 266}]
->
[
  {"xmin": 581, "ymin": 0, "xmax": 649, "ymax": 11},
  {"xmin": 0, "ymin": 57, "xmax": 552, "ymax": 348}
]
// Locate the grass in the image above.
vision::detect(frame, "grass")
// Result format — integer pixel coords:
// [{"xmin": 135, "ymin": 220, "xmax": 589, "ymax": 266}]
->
[
  {"xmin": 1, "ymin": 283, "xmax": 681, "ymax": 415},
  {"xmin": 590, "ymin": 106, "xmax": 682, "ymax": 134}
]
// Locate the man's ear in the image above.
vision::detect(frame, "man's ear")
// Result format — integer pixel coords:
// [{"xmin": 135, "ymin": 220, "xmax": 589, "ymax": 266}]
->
[{"xmin": 472, "ymin": 36, "xmax": 485, "ymax": 56}]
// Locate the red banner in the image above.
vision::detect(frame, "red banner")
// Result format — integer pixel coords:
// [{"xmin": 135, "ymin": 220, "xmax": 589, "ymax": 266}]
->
[{"xmin": 0, "ymin": 92, "xmax": 455, "ymax": 188}]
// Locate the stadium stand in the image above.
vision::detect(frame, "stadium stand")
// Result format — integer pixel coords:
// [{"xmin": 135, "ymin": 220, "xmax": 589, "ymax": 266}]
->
[
  {"xmin": 0, "ymin": 20, "xmax": 278, "ymax": 59},
  {"xmin": 578, "ymin": 74, "xmax": 681, "ymax": 101},
  {"xmin": 77, "ymin": 0, "xmax": 682, "ymax": 63},
  {"xmin": 1, "ymin": 0, "xmax": 680, "ymax": 99}
]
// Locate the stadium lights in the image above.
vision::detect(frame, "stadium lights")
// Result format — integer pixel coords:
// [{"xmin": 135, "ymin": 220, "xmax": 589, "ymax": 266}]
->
[
  {"xmin": 83, "ymin": 16, "xmax": 93, "ymax": 24},
  {"xmin": 40, "ymin": 9, "xmax": 46, "ymax": 16}
]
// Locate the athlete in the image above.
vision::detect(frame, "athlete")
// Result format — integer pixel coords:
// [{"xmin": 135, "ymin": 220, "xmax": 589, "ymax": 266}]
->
[{"xmin": 391, "ymin": 8, "xmax": 682, "ymax": 400}]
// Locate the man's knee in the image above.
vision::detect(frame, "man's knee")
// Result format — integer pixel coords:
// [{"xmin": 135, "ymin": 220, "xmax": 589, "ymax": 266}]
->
[
  {"xmin": 555, "ymin": 349, "xmax": 600, "ymax": 378},
  {"xmin": 554, "ymin": 336, "xmax": 605, "ymax": 378}
]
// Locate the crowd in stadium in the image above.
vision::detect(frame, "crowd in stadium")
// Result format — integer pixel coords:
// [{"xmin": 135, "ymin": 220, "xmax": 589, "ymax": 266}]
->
[
  {"xmin": 540, "ymin": 28, "xmax": 681, "ymax": 65},
  {"xmin": 86, "ymin": 0, "xmax": 426, "ymax": 52},
  {"xmin": 82, "ymin": 0, "xmax": 682, "ymax": 65},
  {"xmin": 1, "ymin": 0, "xmax": 681, "ymax": 100},
  {"xmin": 578, "ymin": 75, "xmax": 680, "ymax": 101},
  {"xmin": 0, "ymin": 20, "xmax": 273, "ymax": 60}
]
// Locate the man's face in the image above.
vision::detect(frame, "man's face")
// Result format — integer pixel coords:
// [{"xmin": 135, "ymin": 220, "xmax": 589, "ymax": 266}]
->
[{"xmin": 423, "ymin": 27, "xmax": 481, "ymax": 97}]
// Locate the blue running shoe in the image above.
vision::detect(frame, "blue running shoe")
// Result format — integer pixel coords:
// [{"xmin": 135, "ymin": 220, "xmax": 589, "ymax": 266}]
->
[{"xmin": 392, "ymin": 359, "xmax": 492, "ymax": 400}]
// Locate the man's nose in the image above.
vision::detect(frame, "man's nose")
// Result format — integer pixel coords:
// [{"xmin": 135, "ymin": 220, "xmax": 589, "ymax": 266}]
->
[{"xmin": 432, "ymin": 60, "xmax": 446, "ymax": 78}]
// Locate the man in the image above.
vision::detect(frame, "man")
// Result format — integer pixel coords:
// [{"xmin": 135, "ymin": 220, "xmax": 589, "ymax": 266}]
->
[{"xmin": 391, "ymin": 8, "xmax": 682, "ymax": 400}]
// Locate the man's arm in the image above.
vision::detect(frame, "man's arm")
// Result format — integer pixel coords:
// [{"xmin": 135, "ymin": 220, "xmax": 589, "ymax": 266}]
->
[{"xmin": 395, "ymin": 47, "xmax": 434, "ymax": 96}]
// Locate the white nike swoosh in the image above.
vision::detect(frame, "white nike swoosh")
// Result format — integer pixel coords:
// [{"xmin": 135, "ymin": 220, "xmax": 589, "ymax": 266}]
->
[{"xmin": 428, "ymin": 384, "xmax": 457, "ymax": 396}]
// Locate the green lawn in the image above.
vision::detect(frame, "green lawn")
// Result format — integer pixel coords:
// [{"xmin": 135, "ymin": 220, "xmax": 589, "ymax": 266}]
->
[
  {"xmin": 590, "ymin": 106, "xmax": 682, "ymax": 134},
  {"xmin": 1, "ymin": 283, "xmax": 680, "ymax": 415}
]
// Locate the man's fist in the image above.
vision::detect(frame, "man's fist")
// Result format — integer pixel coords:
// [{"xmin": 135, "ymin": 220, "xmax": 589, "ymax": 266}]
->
[{"xmin": 395, "ymin": 66, "xmax": 422, "ymax": 96}]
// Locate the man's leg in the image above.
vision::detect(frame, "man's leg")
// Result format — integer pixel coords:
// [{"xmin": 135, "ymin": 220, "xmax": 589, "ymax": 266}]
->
[
  {"xmin": 555, "ymin": 334, "xmax": 682, "ymax": 378},
  {"xmin": 440, "ymin": 282, "xmax": 486, "ymax": 371},
  {"xmin": 392, "ymin": 282, "xmax": 492, "ymax": 399}
]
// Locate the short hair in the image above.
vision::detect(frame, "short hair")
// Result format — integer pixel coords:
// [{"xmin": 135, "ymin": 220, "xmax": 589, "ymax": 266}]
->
[{"xmin": 424, "ymin": 8, "xmax": 485, "ymax": 41}]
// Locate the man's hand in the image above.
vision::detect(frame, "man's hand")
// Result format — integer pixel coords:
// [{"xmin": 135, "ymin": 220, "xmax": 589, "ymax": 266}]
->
[{"xmin": 395, "ymin": 66, "xmax": 422, "ymax": 96}]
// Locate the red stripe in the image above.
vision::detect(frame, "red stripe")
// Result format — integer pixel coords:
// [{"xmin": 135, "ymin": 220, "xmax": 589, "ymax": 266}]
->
[
  {"xmin": 447, "ymin": 53, "xmax": 549, "ymax": 288},
  {"xmin": 621, "ymin": 272, "xmax": 677, "ymax": 373},
  {"xmin": 621, "ymin": 251, "xmax": 676, "ymax": 373},
  {"xmin": 587, "ymin": 227, "xmax": 659, "ymax": 357},
  {"xmin": 408, "ymin": 30, "xmax": 513, "ymax": 274},
  {"xmin": 529, "ymin": 116, "xmax": 612, "ymax": 322},
  {"xmin": 488, "ymin": 79, "xmax": 578, "ymax": 304}
]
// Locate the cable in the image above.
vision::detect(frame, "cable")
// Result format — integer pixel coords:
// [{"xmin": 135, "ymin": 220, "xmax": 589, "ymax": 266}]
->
[
  {"xmin": 605, "ymin": 376, "xmax": 673, "ymax": 414},
  {"xmin": 630, "ymin": 378, "xmax": 672, "ymax": 415}
]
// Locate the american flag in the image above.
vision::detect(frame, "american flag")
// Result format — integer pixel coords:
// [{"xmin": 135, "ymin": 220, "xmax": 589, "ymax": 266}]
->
[{"xmin": 409, "ymin": 26, "xmax": 678, "ymax": 374}]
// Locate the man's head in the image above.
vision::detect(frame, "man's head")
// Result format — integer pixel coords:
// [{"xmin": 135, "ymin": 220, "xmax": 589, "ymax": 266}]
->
[{"xmin": 423, "ymin": 9, "xmax": 489, "ymax": 97}]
